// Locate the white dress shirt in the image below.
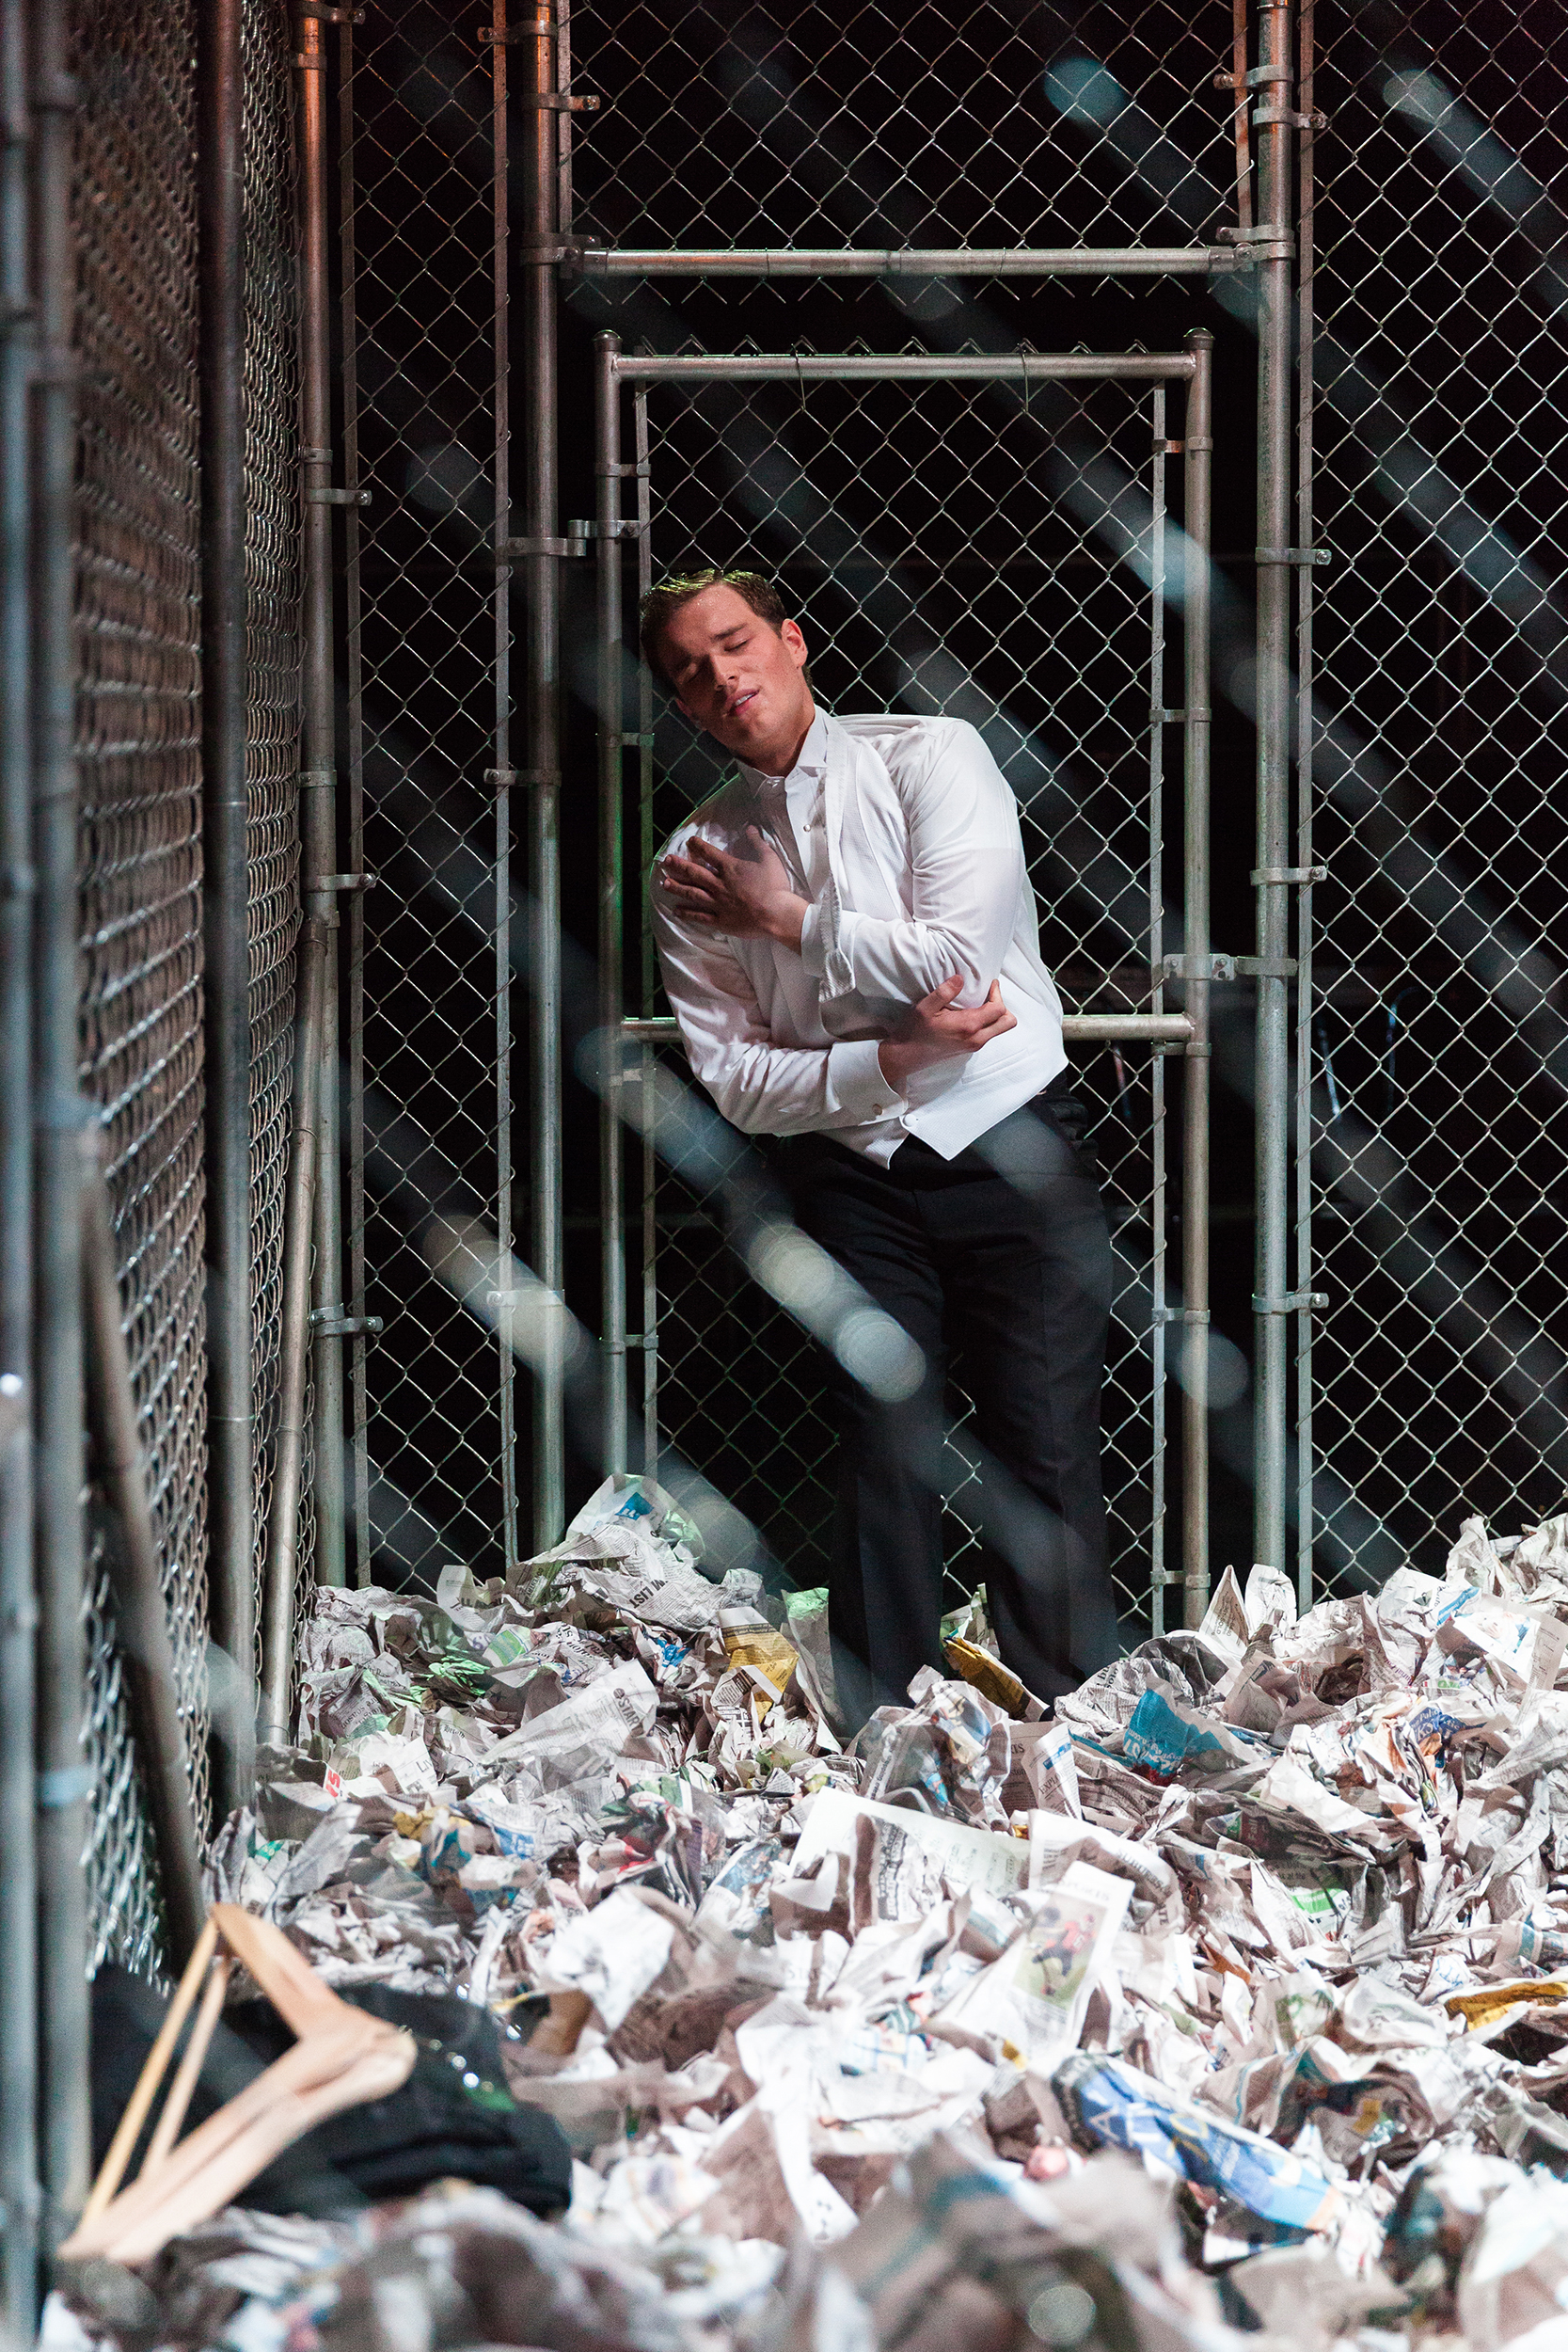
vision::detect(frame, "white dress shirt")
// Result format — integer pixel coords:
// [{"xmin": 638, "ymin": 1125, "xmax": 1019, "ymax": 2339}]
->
[{"xmin": 653, "ymin": 709, "xmax": 1067, "ymax": 1166}]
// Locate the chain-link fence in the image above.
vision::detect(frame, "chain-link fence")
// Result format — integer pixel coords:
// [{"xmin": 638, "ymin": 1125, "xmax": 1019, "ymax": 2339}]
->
[
  {"xmin": 324, "ymin": 0, "xmax": 1250, "ymax": 1616},
  {"xmin": 615, "ymin": 357, "xmax": 1204, "ymax": 1629},
  {"xmin": 1305, "ymin": 0, "xmax": 1568, "ymax": 1588},
  {"xmin": 71, "ymin": 0, "xmax": 300, "ymax": 1971},
  {"xmin": 245, "ymin": 0, "xmax": 306, "ymax": 1670},
  {"xmin": 566, "ymin": 0, "xmax": 1236, "ymax": 249},
  {"xmin": 72, "ymin": 0, "xmax": 206, "ymax": 1973},
  {"xmin": 342, "ymin": 4, "xmax": 519, "ymax": 1585}
]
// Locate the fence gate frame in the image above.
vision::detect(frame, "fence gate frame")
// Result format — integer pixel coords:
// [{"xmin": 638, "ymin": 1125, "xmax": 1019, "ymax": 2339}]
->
[{"xmin": 591, "ymin": 331, "xmax": 1215, "ymax": 1632}]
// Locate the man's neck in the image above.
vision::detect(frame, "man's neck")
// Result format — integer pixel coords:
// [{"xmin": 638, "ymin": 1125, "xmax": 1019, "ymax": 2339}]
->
[{"xmin": 744, "ymin": 701, "xmax": 817, "ymax": 782}]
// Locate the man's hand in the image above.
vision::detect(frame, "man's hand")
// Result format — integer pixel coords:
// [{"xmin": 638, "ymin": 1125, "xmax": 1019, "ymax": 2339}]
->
[
  {"xmin": 657, "ymin": 827, "xmax": 807, "ymax": 950},
  {"xmin": 877, "ymin": 975, "xmax": 1017, "ymax": 1091}
]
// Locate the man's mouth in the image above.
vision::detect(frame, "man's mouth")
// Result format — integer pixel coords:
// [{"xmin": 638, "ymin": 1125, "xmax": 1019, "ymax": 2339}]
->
[{"xmin": 726, "ymin": 689, "xmax": 758, "ymax": 718}]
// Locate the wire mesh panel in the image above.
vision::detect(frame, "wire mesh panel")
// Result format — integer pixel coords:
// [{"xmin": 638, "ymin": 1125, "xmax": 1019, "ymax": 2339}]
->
[
  {"xmin": 343, "ymin": 8, "xmax": 516, "ymax": 1584},
  {"xmin": 621, "ymin": 358, "xmax": 1196, "ymax": 1630},
  {"xmin": 70, "ymin": 0, "xmax": 302, "ymax": 1967},
  {"xmin": 566, "ymin": 0, "xmax": 1237, "ymax": 251},
  {"xmin": 1305, "ymin": 3, "xmax": 1568, "ymax": 1589},
  {"xmin": 71, "ymin": 0, "xmax": 205, "ymax": 1969},
  {"xmin": 244, "ymin": 0, "xmax": 306, "ymax": 1659}
]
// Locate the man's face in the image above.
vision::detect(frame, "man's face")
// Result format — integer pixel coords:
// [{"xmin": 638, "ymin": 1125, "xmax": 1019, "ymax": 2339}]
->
[{"xmin": 658, "ymin": 584, "xmax": 814, "ymax": 769}]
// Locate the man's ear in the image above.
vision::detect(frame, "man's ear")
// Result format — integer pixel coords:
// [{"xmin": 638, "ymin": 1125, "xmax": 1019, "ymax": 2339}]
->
[{"xmin": 780, "ymin": 617, "xmax": 809, "ymax": 670}]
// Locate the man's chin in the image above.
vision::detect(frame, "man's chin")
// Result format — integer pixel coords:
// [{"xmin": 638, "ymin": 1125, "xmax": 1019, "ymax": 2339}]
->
[{"xmin": 709, "ymin": 716, "xmax": 772, "ymax": 761}]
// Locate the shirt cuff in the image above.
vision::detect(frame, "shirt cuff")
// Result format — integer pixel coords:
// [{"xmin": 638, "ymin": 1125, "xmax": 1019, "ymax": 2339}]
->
[
  {"xmin": 828, "ymin": 1039, "xmax": 904, "ymax": 1125},
  {"xmin": 799, "ymin": 901, "xmax": 827, "ymax": 977}
]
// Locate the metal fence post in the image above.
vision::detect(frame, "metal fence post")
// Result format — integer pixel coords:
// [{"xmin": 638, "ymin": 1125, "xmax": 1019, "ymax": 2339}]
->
[
  {"xmin": 262, "ymin": 4, "xmax": 341, "ymax": 1735},
  {"xmin": 595, "ymin": 331, "xmax": 626, "ymax": 1482},
  {"xmin": 260, "ymin": 918, "xmax": 325, "ymax": 1743},
  {"xmin": 488, "ymin": 0, "xmax": 520, "ymax": 1575},
  {"xmin": 1252, "ymin": 0, "xmax": 1294, "ymax": 1575},
  {"xmin": 339, "ymin": 8, "xmax": 371, "ymax": 1584},
  {"xmin": 198, "ymin": 0, "xmax": 256, "ymax": 1808},
  {"xmin": 30, "ymin": 0, "xmax": 89, "ymax": 2238},
  {"xmin": 0, "ymin": 0, "xmax": 35, "ymax": 2316},
  {"xmin": 297, "ymin": 7, "xmax": 345, "ymax": 1593},
  {"xmin": 1183, "ymin": 329, "xmax": 1213, "ymax": 1627},
  {"xmin": 525, "ymin": 0, "xmax": 565, "ymax": 1548},
  {"xmin": 1292, "ymin": 0, "xmax": 1317, "ymax": 1611}
]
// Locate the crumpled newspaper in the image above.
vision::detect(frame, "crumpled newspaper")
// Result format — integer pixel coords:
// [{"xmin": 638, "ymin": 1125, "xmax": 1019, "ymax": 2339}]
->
[{"xmin": 76, "ymin": 1492, "xmax": 1568, "ymax": 2352}]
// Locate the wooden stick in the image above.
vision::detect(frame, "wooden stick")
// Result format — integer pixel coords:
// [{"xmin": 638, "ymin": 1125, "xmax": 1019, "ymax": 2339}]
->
[
  {"xmin": 141, "ymin": 1954, "xmax": 231, "ymax": 2177},
  {"xmin": 79, "ymin": 1917, "xmax": 219, "ymax": 2224}
]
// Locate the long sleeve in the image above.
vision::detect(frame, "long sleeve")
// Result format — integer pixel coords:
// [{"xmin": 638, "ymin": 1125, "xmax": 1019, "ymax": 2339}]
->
[
  {"xmin": 804, "ymin": 721, "xmax": 1024, "ymax": 1011},
  {"xmin": 653, "ymin": 897, "xmax": 902, "ymax": 1137}
]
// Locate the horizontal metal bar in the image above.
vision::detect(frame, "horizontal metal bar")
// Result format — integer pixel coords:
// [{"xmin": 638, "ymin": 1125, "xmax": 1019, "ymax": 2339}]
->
[
  {"xmin": 612, "ymin": 350, "xmax": 1199, "ymax": 385},
  {"xmin": 582, "ymin": 246, "xmax": 1241, "ymax": 279},
  {"xmin": 1065, "ymin": 1013, "xmax": 1196, "ymax": 1043},
  {"xmin": 1253, "ymin": 1290, "xmax": 1328, "ymax": 1315},
  {"xmin": 619, "ymin": 1011, "xmax": 1196, "ymax": 1047},
  {"xmin": 1251, "ymin": 866, "xmax": 1325, "ymax": 885}
]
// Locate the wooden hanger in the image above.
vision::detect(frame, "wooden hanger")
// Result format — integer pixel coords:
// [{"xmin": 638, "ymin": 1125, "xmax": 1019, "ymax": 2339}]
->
[{"xmin": 60, "ymin": 1905, "xmax": 416, "ymax": 2267}]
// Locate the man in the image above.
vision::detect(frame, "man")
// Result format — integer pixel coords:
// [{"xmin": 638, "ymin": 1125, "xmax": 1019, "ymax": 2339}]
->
[{"xmin": 645, "ymin": 565, "xmax": 1119, "ymax": 1721}]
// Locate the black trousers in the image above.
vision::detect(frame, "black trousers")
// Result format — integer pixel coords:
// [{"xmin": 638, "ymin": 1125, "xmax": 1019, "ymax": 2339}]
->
[{"xmin": 767, "ymin": 1074, "xmax": 1120, "ymax": 1722}]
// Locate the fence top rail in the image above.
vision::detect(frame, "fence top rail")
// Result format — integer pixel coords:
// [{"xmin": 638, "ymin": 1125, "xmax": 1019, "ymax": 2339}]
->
[
  {"xmin": 611, "ymin": 351, "xmax": 1199, "ymax": 384},
  {"xmin": 582, "ymin": 246, "xmax": 1243, "ymax": 279}
]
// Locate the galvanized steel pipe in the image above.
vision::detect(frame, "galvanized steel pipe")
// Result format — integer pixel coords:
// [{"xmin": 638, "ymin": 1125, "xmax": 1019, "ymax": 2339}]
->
[
  {"xmin": 297, "ymin": 7, "xmax": 345, "ymax": 1592},
  {"xmin": 1182, "ymin": 331, "xmax": 1214, "ymax": 1628},
  {"xmin": 30, "ymin": 0, "xmax": 89, "ymax": 2238},
  {"xmin": 0, "ymin": 0, "xmax": 36, "ymax": 2314},
  {"xmin": 198, "ymin": 0, "xmax": 256, "ymax": 1809},
  {"xmin": 1252, "ymin": 0, "xmax": 1295, "ymax": 1574},
  {"xmin": 259, "ymin": 912, "xmax": 327, "ymax": 1744},
  {"xmin": 612, "ymin": 352, "xmax": 1199, "ymax": 385},
  {"xmin": 595, "ymin": 332, "xmax": 626, "ymax": 1481},
  {"xmin": 526, "ymin": 0, "xmax": 566, "ymax": 1547},
  {"xmin": 580, "ymin": 246, "xmax": 1243, "ymax": 278}
]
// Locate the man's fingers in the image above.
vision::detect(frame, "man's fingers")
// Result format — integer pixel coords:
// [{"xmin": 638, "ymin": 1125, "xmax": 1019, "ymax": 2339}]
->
[
  {"xmin": 660, "ymin": 855, "xmax": 721, "ymax": 893},
  {"xmin": 920, "ymin": 975, "xmax": 966, "ymax": 1012}
]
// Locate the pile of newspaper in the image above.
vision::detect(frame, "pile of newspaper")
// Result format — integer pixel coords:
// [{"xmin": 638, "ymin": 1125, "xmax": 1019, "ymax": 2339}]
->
[{"xmin": 182, "ymin": 1487, "xmax": 1568, "ymax": 2350}]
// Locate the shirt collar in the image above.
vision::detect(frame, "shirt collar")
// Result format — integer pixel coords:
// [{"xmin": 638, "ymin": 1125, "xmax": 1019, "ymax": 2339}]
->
[{"xmin": 737, "ymin": 707, "xmax": 829, "ymax": 794}]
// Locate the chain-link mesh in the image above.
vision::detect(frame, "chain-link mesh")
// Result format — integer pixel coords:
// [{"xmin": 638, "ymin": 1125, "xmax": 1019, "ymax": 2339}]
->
[
  {"xmin": 71, "ymin": 0, "xmax": 205, "ymax": 1970},
  {"xmin": 1306, "ymin": 2, "xmax": 1568, "ymax": 1589},
  {"xmin": 629, "ymin": 362, "xmax": 1194, "ymax": 1628},
  {"xmin": 344, "ymin": 8, "xmax": 516, "ymax": 1582},
  {"xmin": 245, "ymin": 0, "xmax": 306, "ymax": 1655},
  {"xmin": 70, "ymin": 0, "xmax": 302, "ymax": 1967},
  {"xmin": 567, "ymin": 0, "xmax": 1236, "ymax": 251}
]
